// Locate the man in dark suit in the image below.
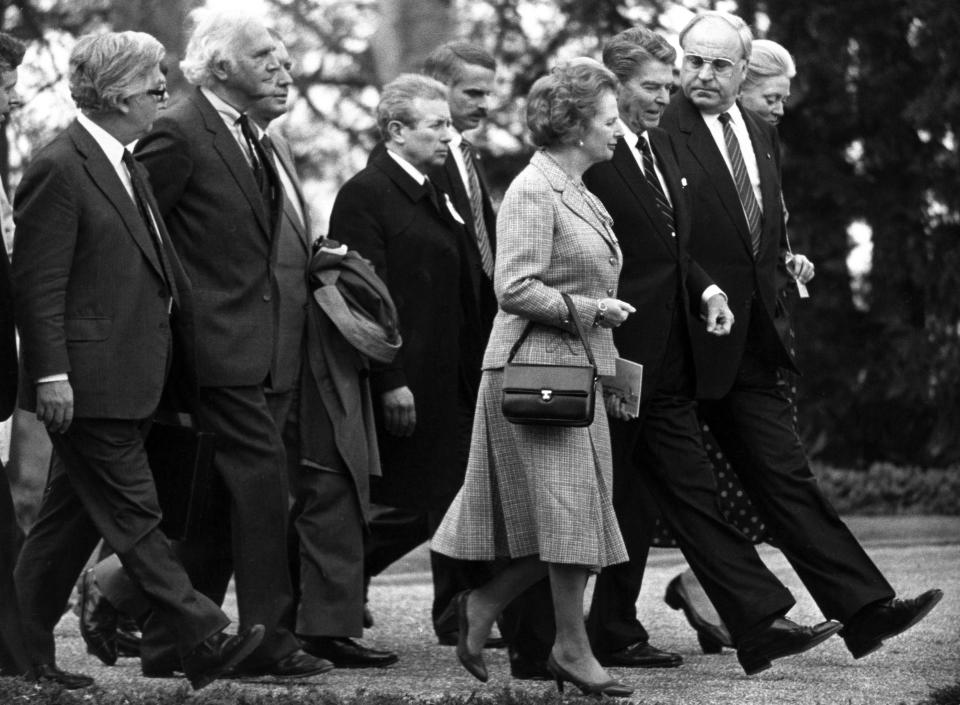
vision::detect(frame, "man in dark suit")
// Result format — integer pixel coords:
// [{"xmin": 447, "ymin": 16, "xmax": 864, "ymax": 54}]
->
[
  {"xmin": 361, "ymin": 44, "xmax": 502, "ymax": 647},
  {"xmin": 10, "ymin": 31, "xmax": 263, "ymax": 691},
  {"xmin": 660, "ymin": 10, "xmax": 941, "ymax": 661},
  {"xmin": 330, "ymin": 72, "xmax": 482, "ymax": 646},
  {"xmin": 580, "ymin": 27, "xmax": 850, "ymax": 676},
  {"xmin": 0, "ymin": 31, "xmax": 30, "ymax": 680},
  {"xmin": 132, "ymin": 10, "xmax": 329, "ymax": 679},
  {"xmin": 249, "ymin": 40, "xmax": 397, "ymax": 670}
]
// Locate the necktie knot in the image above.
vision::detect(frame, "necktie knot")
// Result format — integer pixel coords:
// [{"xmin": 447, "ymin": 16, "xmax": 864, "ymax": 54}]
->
[{"xmin": 718, "ymin": 111, "xmax": 732, "ymax": 126}]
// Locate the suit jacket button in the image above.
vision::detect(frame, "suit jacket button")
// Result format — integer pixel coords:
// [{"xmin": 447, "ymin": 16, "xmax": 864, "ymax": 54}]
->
[
  {"xmin": 607, "ymin": 288, "xmax": 614, "ymax": 296},
  {"xmin": 262, "ymin": 293, "xmax": 272, "ymax": 302},
  {"xmin": 608, "ymin": 256, "xmax": 617, "ymax": 265}
]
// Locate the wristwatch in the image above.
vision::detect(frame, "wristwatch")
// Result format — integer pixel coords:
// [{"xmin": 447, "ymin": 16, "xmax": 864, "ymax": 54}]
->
[{"xmin": 593, "ymin": 300, "xmax": 608, "ymax": 327}]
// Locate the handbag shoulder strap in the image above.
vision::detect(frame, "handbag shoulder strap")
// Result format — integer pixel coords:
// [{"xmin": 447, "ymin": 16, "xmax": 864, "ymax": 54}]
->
[{"xmin": 506, "ymin": 292, "xmax": 597, "ymax": 369}]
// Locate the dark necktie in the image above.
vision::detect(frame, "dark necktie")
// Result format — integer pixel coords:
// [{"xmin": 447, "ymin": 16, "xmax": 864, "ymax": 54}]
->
[
  {"xmin": 424, "ymin": 178, "xmax": 441, "ymax": 213},
  {"xmin": 636, "ymin": 136, "xmax": 676, "ymax": 236},
  {"xmin": 121, "ymin": 150, "xmax": 177, "ymax": 300},
  {"xmin": 238, "ymin": 114, "xmax": 279, "ymax": 227},
  {"xmin": 718, "ymin": 111, "xmax": 762, "ymax": 256},
  {"xmin": 459, "ymin": 140, "xmax": 495, "ymax": 277}
]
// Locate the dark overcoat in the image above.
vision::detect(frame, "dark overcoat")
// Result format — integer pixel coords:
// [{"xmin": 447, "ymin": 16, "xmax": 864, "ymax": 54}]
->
[{"xmin": 328, "ymin": 149, "xmax": 476, "ymax": 510}]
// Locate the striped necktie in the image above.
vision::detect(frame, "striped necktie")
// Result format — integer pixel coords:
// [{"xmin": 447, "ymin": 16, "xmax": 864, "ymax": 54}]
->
[
  {"xmin": 636, "ymin": 136, "xmax": 675, "ymax": 236},
  {"xmin": 459, "ymin": 140, "xmax": 495, "ymax": 278},
  {"xmin": 718, "ymin": 111, "xmax": 762, "ymax": 256}
]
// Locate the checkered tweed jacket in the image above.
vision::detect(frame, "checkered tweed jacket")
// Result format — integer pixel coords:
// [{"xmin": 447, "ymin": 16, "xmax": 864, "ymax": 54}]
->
[
  {"xmin": 432, "ymin": 150, "xmax": 629, "ymax": 568},
  {"xmin": 482, "ymin": 150, "xmax": 622, "ymax": 376}
]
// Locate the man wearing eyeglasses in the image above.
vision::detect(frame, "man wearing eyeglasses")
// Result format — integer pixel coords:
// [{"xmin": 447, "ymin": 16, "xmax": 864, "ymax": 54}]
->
[{"xmin": 661, "ymin": 10, "xmax": 942, "ymax": 663}]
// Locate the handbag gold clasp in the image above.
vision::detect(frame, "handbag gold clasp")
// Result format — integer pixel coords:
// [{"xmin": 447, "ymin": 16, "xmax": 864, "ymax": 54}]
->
[{"xmin": 540, "ymin": 389, "xmax": 553, "ymax": 402}]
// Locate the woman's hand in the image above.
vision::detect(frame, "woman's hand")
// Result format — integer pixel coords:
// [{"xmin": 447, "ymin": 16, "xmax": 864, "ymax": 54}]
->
[
  {"xmin": 603, "ymin": 389, "xmax": 636, "ymax": 421},
  {"xmin": 596, "ymin": 298, "xmax": 636, "ymax": 328}
]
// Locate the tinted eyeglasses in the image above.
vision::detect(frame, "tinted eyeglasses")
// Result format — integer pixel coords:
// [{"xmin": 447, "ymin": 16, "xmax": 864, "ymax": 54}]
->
[{"xmin": 682, "ymin": 54, "xmax": 738, "ymax": 77}]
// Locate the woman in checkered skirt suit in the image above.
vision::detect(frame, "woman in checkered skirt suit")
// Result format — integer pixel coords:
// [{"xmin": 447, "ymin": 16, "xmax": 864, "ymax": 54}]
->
[{"xmin": 433, "ymin": 60, "xmax": 638, "ymax": 696}]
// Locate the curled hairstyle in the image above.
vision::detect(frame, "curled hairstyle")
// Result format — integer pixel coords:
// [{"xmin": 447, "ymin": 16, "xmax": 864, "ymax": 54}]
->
[
  {"xmin": 423, "ymin": 40, "xmax": 495, "ymax": 85},
  {"xmin": 0, "ymin": 32, "xmax": 26, "ymax": 73},
  {"xmin": 679, "ymin": 10, "xmax": 753, "ymax": 62},
  {"xmin": 526, "ymin": 58, "xmax": 618, "ymax": 148},
  {"xmin": 377, "ymin": 73, "xmax": 448, "ymax": 141},
  {"xmin": 602, "ymin": 27, "xmax": 676, "ymax": 84},
  {"xmin": 743, "ymin": 39, "xmax": 796, "ymax": 92},
  {"xmin": 69, "ymin": 31, "xmax": 164, "ymax": 113},
  {"xmin": 180, "ymin": 8, "xmax": 268, "ymax": 88}
]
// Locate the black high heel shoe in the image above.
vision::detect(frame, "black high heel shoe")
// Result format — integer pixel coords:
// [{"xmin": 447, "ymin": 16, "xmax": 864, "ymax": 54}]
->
[
  {"xmin": 664, "ymin": 574, "xmax": 734, "ymax": 653},
  {"xmin": 545, "ymin": 654, "xmax": 633, "ymax": 697},
  {"xmin": 454, "ymin": 590, "xmax": 488, "ymax": 683}
]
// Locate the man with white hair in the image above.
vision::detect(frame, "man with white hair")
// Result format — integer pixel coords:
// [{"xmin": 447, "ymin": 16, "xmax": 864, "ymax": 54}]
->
[
  {"xmin": 132, "ymin": 10, "xmax": 331, "ymax": 679},
  {"xmin": 11, "ymin": 30, "xmax": 264, "ymax": 691}
]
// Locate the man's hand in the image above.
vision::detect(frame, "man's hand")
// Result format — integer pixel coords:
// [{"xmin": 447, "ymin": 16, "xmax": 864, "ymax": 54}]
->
[
  {"xmin": 381, "ymin": 385, "xmax": 416, "ymax": 437},
  {"xmin": 786, "ymin": 253, "xmax": 815, "ymax": 284},
  {"xmin": 704, "ymin": 293, "xmax": 734, "ymax": 336},
  {"xmin": 36, "ymin": 379, "xmax": 74, "ymax": 433}
]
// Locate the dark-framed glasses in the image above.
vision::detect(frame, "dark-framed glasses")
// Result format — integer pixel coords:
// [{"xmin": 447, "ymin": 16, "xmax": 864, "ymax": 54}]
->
[{"xmin": 682, "ymin": 53, "xmax": 738, "ymax": 77}]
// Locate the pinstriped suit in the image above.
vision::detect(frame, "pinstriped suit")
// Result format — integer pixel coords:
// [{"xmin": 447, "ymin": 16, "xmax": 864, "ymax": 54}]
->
[{"xmin": 433, "ymin": 150, "xmax": 628, "ymax": 569}]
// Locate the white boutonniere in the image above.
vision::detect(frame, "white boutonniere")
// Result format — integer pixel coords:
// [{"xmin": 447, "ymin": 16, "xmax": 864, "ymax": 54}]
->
[{"xmin": 444, "ymin": 193, "xmax": 465, "ymax": 225}]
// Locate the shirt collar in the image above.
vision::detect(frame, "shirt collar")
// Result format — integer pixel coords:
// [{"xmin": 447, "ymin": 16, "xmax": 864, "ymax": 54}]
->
[
  {"xmin": 702, "ymin": 102, "xmax": 745, "ymax": 125},
  {"xmin": 200, "ymin": 87, "xmax": 262, "ymax": 137},
  {"xmin": 622, "ymin": 125, "xmax": 650, "ymax": 150},
  {"xmin": 76, "ymin": 112, "xmax": 127, "ymax": 165},
  {"xmin": 448, "ymin": 129, "xmax": 463, "ymax": 148},
  {"xmin": 386, "ymin": 148, "xmax": 426, "ymax": 185}
]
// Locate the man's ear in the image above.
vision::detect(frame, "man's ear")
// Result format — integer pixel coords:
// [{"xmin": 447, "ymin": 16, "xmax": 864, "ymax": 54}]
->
[
  {"xmin": 210, "ymin": 58, "xmax": 231, "ymax": 82},
  {"xmin": 386, "ymin": 119, "xmax": 406, "ymax": 144}
]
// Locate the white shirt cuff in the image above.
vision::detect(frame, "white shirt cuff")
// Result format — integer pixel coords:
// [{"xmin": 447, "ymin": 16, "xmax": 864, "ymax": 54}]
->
[
  {"xmin": 701, "ymin": 285, "xmax": 725, "ymax": 304},
  {"xmin": 36, "ymin": 374, "xmax": 68, "ymax": 384}
]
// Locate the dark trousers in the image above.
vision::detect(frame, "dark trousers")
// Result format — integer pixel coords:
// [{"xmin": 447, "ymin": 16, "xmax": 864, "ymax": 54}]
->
[
  {"xmin": 14, "ymin": 419, "xmax": 227, "ymax": 666},
  {"xmin": 0, "ymin": 463, "xmax": 29, "ymax": 674},
  {"xmin": 141, "ymin": 385, "xmax": 300, "ymax": 669},
  {"xmin": 269, "ymin": 384, "xmax": 365, "ymax": 639},
  {"xmin": 698, "ymin": 342, "xmax": 894, "ymax": 622},
  {"xmin": 587, "ymin": 315, "xmax": 795, "ymax": 646}
]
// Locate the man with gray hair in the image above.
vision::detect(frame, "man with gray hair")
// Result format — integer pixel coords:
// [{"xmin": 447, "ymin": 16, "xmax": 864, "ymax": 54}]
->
[
  {"xmin": 132, "ymin": 10, "xmax": 330, "ymax": 679},
  {"xmin": 11, "ymin": 30, "xmax": 264, "ymax": 691},
  {"xmin": 661, "ymin": 9, "xmax": 942, "ymax": 665}
]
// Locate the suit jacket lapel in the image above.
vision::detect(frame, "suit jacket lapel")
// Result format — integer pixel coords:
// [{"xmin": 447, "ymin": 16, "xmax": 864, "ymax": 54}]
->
[
  {"xmin": 533, "ymin": 152, "xmax": 617, "ymax": 253},
  {"xmin": 68, "ymin": 122, "xmax": 167, "ymax": 284},
  {"xmin": 676, "ymin": 95, "xmax": 754, "ymax": 257},
  {"xmin": 271, "ymin": 135, "xmax": 310, "ymax": 253},
  {"xmin": 649, "ymin": 129, "xmax": 691, "ymax": 253},
  {"xmin": 741, "ymin": 106, "xmax": 781, "ymax": 258},
  {"xmin": 611, "ymin": 137, "xmax": 678, "ymax": 258},
  {"xmin": 193, "ymin": 89, "xmax": 271, "ymax": 240}
]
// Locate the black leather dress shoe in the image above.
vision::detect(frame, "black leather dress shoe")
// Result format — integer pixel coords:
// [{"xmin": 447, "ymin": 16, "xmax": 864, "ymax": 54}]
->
[
  {"xmin": 32, "ymin": 663, "xmax": 94, "ymax": 689},
  {"xmin": 115, "ymin": 626, "xmax": 142, "ymax": 658},
  {"xmin": 737, "ymin": 618, "xmax": 842, "ymax": 675},
  {"xmin": 235, "ymin": 648, "xmax": 334, "ymax": 679},
  {"xmin": 79, "ymin": 568, "xmax": 119, "ymax": 666},
  {"xmin": 508, "ymin": 647, "xmax": 551, "ymax": 680},
  {"xmin": 664, "ymin": 573, "xmax": 734, "ymax": 653},
  {"xmin": 597, "ymin": 640, "xmax": 683, "ymax": 668},
  {"xmin": 182, "ymin": 624, "xmax": 265, "ymax": 690},
  {"xmin": 302, "ymin": 636, "xmax": 398, "ymax": 668},
  {"xmin": 841, "ymin": 589, "xmax": 944, "ymax": 659}
]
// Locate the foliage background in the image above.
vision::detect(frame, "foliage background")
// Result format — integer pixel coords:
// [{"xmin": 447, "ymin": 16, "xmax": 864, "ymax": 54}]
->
[{"xmin": 1, "ymin": 0, "xmax": 958, "ymax": 469}]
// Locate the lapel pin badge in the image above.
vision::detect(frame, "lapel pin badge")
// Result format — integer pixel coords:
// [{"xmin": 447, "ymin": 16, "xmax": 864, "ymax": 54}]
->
[{"xmin": 681, "ymin": 177, "xmax": 688, "ymax": 188}]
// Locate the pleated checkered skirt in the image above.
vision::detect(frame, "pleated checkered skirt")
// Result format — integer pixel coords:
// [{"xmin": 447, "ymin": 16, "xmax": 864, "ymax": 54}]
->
[{"xmin": 432, "ymin": 370, "xmax": 628, "ymax": 570}]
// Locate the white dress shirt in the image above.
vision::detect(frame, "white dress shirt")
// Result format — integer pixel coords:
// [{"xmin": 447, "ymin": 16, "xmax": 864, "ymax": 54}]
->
[{"xmin": 701, "ymin": 103, "xmax": 764, "ymax": 211}]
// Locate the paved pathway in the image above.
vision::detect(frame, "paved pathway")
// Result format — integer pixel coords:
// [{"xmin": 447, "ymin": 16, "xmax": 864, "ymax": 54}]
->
[{"xmin": 49, "ymin": 516, "xmax": 960, "ymax": 703}]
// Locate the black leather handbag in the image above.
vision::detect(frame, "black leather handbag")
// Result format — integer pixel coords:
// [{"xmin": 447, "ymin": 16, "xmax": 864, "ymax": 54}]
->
[{"xmin": 501, "ymin": 293, "xmax": 598, "ymax": 427}]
